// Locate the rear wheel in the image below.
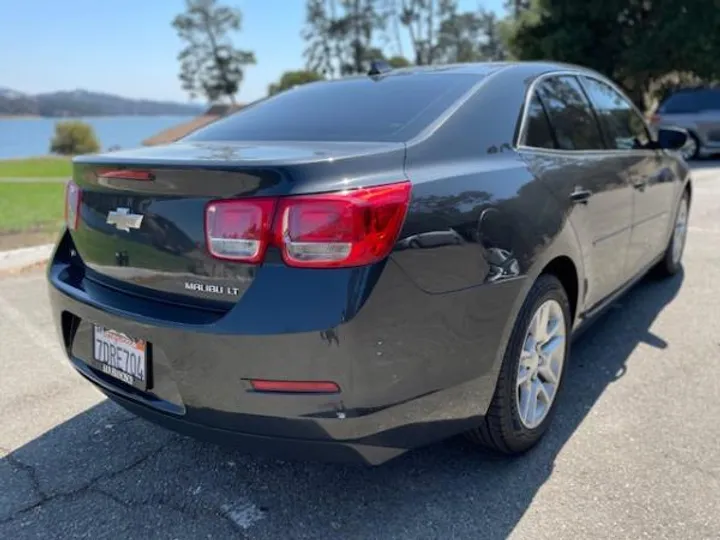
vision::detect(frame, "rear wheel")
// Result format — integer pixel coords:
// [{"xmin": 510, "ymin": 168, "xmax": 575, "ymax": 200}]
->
[
  {"xmin": 466, "ymin": 274, "xmax": 571, "ymax": 454},
  {"xmin": 656, "ymin": 192, "xmax": 689, "ymax": 277}
]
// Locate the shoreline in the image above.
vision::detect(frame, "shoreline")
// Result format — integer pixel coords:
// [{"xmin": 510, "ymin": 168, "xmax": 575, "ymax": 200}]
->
[{"xmin": 0, "ymin": 113, "xmax": 198, "ymax": 120}]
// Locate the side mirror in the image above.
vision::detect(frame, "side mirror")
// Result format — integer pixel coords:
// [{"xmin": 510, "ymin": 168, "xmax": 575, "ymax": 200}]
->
[{"xmin": 657, "ymin": 127, "xmax": 689, "ymax": 151}]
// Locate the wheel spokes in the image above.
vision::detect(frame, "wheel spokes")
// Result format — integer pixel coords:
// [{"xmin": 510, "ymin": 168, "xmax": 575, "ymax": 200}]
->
[{"xmin": 516, "ymin": 298, "xmax": 566, "ymax": 429}]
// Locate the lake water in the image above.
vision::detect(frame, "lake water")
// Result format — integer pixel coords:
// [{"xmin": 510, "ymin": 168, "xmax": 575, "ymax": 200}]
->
[{"xmin": 0, "ymin": 116, "xmax": 195, "ymax": 159}]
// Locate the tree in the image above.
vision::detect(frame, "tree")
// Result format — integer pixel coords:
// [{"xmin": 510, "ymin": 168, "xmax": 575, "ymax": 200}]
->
[
  {"xmin": 173, "ymin": 0, "xmax": 256, "ymax": 104},
  {"xmin": 432, "ymin": 6, "xmax": 507, "ymax": 64},
  {"xmin": 504, "ymin": 0, "xmax": 530, "ymax": 19},
  {"xmin": 387, "ymin": 55, "xmax": 411, "ymax": 67},
  {"xmin": 50, "ymin": 121, "xmax": 100, "ymax": 155},
  {"xmin": 303, "ymin": 0, "xmax": 388, "ymax": 77},
  {"xmin": 478, "ymin": 11, "xmax": 506, "ymax": 61},
  {"xmin": 397, "ymin": 0, "xmax": 447, "ymax": 65},
  {"xmin": 268, "ymin": 70, "xmax": 325, "ymax": 95},
  {"xmin": 509, "ymin": 0, "xmax": 720, "ymax": 109}
]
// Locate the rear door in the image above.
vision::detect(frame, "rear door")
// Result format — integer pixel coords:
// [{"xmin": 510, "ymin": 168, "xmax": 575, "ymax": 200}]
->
[
  {"xmin": 579, "ymin": 75, "xmax": 675, "ymax": 275},
  {"xmin": 521, "ymin": 75, "xmax": 634, "ymax": 309}
]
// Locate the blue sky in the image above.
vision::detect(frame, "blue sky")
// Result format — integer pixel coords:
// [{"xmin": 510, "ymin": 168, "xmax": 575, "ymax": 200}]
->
[{"xmin": 0, "ymin": 0, "xmax": 505, "ymax": 103}]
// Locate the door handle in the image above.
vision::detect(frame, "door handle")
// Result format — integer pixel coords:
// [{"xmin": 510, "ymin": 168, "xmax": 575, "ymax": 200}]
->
[{"xmin": 570, "ymin": 187, "xmax": 592, "ymax": 204}]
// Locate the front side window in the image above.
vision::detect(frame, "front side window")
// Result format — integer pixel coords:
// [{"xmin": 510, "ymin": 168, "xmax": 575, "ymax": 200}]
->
[
  {"xmin": 581, "ymin": 77, "xmax": 651, "ymax": 150},
  {"xmin": 535, "ymin": 76, "xmax": 605, "ymax": 151}
]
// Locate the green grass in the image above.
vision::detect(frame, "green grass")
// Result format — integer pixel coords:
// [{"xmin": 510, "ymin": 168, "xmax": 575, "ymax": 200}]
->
[
  {"xmin": 0, "ymin": 182, "xmax": 65, "ymax": 233},
  {"xmin": 0, "ymin": 156, "xmax": 72, "ymax": 178}
]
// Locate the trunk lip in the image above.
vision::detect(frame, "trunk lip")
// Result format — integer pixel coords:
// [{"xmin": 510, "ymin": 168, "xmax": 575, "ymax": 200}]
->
[{"xmin": 74, "ymin": 140, "xmax": 406, "ymax": 168}]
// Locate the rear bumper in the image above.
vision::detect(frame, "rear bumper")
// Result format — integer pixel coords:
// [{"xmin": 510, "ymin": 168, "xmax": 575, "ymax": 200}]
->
[{"xmin": 47, "ymin": 232, "xmax": 525, "ymax": 464}]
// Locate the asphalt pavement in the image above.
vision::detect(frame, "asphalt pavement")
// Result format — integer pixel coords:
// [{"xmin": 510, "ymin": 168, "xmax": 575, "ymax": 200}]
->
[{"xmin": 1, "ymin": 164, "xmax": 720, "ymax": 540}]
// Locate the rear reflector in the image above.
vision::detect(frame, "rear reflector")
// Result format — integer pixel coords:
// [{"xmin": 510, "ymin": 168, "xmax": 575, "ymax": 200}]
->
[
  {"xmin": 204, "ymin": 181, "xmax": 411, "ymax": 268},
  {"xmin": 65, "ymin": 180, "xmax": 81, "ymax": 231},
  {"xmin": 249, "ymin": 379, "xmax": 340, "ymax": 393}
]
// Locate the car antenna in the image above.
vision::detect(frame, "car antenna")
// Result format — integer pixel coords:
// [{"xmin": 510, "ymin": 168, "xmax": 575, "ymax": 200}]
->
[{"xmin": 368, "ymin": 60, "xmax": 392, "ymax": 77}]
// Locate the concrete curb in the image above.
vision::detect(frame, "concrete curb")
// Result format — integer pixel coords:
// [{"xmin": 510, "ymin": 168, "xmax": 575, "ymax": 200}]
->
[{"xmin": 0, "ymin": 244, "xmax": 54, "ymax": 273}]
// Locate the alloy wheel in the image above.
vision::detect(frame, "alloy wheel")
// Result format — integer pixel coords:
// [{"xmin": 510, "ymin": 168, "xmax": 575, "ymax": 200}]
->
[
  {"xmin": 672, "ymin": 197, "xmax": 689, "ymax": 265},
  {"xmin": 516, "ymin": 299, "xmax": 567, "ymax": 429},
  {"xmin": 681, "ymin": 137, "xmax": 698, "ymax": 161}
]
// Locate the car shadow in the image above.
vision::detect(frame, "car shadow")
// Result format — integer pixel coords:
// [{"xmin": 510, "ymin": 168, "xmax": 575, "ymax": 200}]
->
[
  {"xmin": 0, "ymin": 271, "xmax": 684, "ymax": 538},
  {"xmin": 689, "ymin": 157, "xmax": 720, "ymax": 170}
]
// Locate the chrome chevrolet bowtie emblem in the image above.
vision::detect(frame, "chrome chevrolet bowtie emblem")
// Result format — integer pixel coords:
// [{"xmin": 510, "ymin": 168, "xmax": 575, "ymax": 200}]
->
[{"xmin": 106, "ymin": 208, "xmax": 143, "ymax": 232}]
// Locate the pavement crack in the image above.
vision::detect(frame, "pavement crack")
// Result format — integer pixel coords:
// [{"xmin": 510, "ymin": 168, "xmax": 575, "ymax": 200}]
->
[
  {"xmin": 90, "ymin": 486, "xmax": 250, "ymax": 537},
  {"xmin": 2, "ymin": 451, "xmax": 49, "ymax": 501},
  {"xmin": 0, "ymin": 439, "xmax": 175, "ymax": 527},
  {"xmin": 91, "ymin": 438, "xmax": 176, "ymax": 486}
]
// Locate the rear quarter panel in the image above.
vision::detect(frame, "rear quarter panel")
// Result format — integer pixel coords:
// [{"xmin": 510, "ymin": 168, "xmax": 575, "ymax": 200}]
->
[{"xmin": 389, "ymin": 67, "xmax": 585, "ymax": 410}]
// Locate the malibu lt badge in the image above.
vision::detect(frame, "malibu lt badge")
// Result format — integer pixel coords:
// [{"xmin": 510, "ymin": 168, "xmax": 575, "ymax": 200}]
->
[
  {"xmin": 185, "ymin": 282, "xmax": 241, "ymax": 296},
  {"xmin": 106, "ymin": 208, "xmax": 144, "ymax": 232}
]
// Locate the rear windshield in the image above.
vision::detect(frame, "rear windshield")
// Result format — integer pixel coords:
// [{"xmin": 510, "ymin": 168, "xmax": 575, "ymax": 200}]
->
[
  {"xmin": 660, "ymin": 89, "xmax": 720, "ymax": 113},
  {"xmin": 184, "ymin": 73, "xmax": 480, "ymax": 143}
]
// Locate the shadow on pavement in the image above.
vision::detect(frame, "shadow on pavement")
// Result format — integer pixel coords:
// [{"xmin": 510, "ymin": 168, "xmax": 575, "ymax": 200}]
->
[
  {"xmin": 0, "ymin": 271, "xmax": 684, "ymax": 539},
  {"xmin": 689, "ymin": 158, "xmax": 720, "ymax": 171}
]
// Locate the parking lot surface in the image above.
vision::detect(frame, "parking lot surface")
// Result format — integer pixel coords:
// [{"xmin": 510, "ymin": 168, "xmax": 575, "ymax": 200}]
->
[{"xmin": 2, "ymin": 164, "xmax": 720, "ymax": 539}]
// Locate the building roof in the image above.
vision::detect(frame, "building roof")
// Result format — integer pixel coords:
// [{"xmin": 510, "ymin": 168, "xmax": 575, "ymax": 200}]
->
[{"xmin": 142, "ymin": 104, "xmax": 243, "ymax": 146}]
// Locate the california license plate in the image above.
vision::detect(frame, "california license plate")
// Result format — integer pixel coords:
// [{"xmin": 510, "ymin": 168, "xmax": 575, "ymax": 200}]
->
[{"xmin": 92, "ymin": 326, "xmax": 147, "ymax": 389}]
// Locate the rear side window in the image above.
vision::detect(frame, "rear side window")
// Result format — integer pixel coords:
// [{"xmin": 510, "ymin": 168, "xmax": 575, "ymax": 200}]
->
[
  {"xmin": 660, "ymin": 90, "xmax": 720, "ymax": 113},
  {"xmin": 522, "ymin": 92, "xmax": 556, "ymax": 149},
  {"xmin": 581, "ymin": 77, "xmax": 651, "ymax": 150},
  {"xmin": 536, "ymin": 76, "xmax": 605, "ymax": 151},
  {"xmin": 184, "ymin": 74, "xmax": 480, "ymax": 143}
]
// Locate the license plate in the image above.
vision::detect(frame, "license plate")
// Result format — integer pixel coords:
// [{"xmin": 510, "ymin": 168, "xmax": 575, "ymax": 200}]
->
[{"xmin": 92, "ymin": 326, "xmax": 147, "ymax": 389}]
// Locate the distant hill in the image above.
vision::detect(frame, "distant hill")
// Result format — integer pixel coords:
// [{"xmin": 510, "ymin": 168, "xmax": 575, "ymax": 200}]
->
[{"xmin": 0, "ymin": 87, "xmax": 204, "ymax": 117}]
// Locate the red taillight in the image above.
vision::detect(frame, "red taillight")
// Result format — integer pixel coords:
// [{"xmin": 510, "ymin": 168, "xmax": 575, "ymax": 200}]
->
[
  {"xmin": 204, "ymin": 181, "xmax": 411, "ymax": 268},
  {"xmin": 65, "ymin": 180, "xmax": 81, "ymax": 231},
  {"xmin": 97, "ymin": 169, "xmax": 154, "ymax": 181},
  {"xmin": 275, "ymin": 182, "xmax": 411, "ymax": 268},
  {"xmin": 249, "ymin": 379, "xmax": 340, "ymax": 393},
  {"xmin": 205, "ymin": 198, "xmax": 277, "ymax": 263}
]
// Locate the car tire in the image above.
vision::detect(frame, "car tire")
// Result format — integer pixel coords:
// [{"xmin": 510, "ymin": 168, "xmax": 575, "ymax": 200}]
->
[
  {"xmin": 466, "ymin": 274, "xmax": 571, "ymax": 454},
  {"xmin": 682, "ymin": 132, "xmax": 700, "ymax": 161},
  {"xmin": 656, "ymin": 192, "xmax": 690, "ymax": 277}
]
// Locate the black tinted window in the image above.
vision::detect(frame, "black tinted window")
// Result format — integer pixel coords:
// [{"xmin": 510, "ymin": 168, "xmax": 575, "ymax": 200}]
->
[
  {"xmin": 184, "ymin": 74, "xmax": 479, "ymax": 143},
  {"xmin": 581, "ymin": 77, "xmax": 650, "ymax": 149},
  {"xmin": 523, "ymin": 92, "xmax": 556, "ymax": 149},
  {"xmin": 661, "ymin": 90, "xmax": 720, "ymax": 113},
  {"xmin": 536, "ymin": 76, "xmax": 605, "ymax": 150}
]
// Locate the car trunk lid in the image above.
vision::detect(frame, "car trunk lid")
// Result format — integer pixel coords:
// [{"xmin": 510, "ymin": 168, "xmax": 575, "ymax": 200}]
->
[{"xmin": 69, "ymin": 141, "xmax": 406, "ymax": 307}]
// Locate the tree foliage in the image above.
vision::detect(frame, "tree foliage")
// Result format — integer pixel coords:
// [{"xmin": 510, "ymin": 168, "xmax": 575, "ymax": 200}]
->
[
  {"xmin": 397, "ymin": 0, "xmax": 446, "ymax": 65},
  {"xmin": 268, "ymin": 70, "xmax": 325, "ymax": 95},
  {"xmin": 434, "ymin": 7, "xmax": 506, "ymax": 63},
  {"xmin": 173, "ymin": 0, "xmax": 256, "ymax": 104},
  {"xmin": 50, "ymin": 121, "xmax": 100, "ymax": 155},
  {"xmin": 387, "ymin": 55, "xmax": 411, "ymax": 67},
  {"xmin": 303, "ymin": 0, "xmax": 506, "ymax": 74},
  {"xmin": 303, "ymin": 0, "xmax": 389, "ymax": 77},
  {"xmin": 508, "ymin": 0, "xmax": 720, "ymax": 108}
]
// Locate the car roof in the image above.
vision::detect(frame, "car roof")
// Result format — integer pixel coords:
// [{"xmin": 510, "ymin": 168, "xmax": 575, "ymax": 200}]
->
[{"xmin": 320, "ymin": 61, "xmax": 597, "ymax": 84}]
